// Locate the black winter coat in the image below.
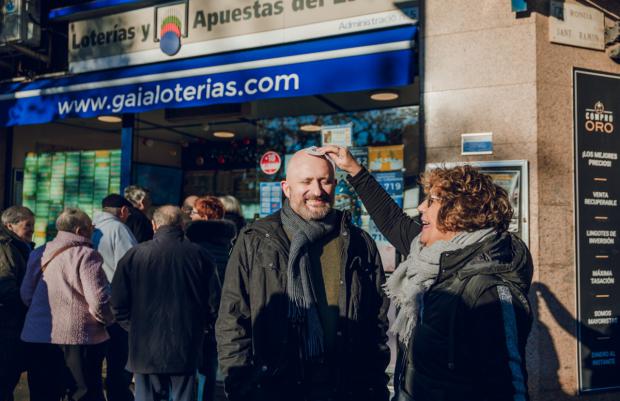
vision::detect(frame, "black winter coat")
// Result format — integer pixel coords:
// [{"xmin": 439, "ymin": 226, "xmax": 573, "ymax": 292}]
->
[
  {"xmin": 125, "ymin": 206, "xmax": 154, "ymax": 243},
  {"xmin": 215, "ymin": 210, "xmax": 390, "ymax": 401},
  {"xmin": 223, "ymin": 212, "xmax": 246, "ymax": 235},
  {"xmin": 185, "ymin": 219, "xmax": 236, "ymax": 286},
  {"xmin": 348, "ymin": 168, "xmax": 533, "ymax": 401},
  {"xmin": 0, "ymin": 225, "xmax": 31, "ymax": 340},
  {"xmin": 111, "ymin": 225, "xmax": 219, "ymax": 374}
]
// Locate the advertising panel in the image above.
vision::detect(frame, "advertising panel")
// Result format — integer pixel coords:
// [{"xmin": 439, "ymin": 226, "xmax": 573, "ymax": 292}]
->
[
  {"xmin": 22, "ymin": 150, "xmax": 121, "ymax": 246},
  {"xmin": 574, "ymin": 69, "xmax": 620, "ymax": 392},
  {"xmin": 69, "ymin": 0, "xmax": 418, "ymax": 72},
  {"xmin": 260, "ymin": 181, "xmax": 282, "ymax": 217}
]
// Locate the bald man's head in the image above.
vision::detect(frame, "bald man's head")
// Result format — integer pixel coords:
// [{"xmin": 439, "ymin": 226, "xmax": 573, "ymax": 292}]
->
[
  {"xmin": 152, "ymin": 205, "xmax": 184, "ymax": 231},
  {"xmin": 281, "ymin": 149, "xmax": 336, "ymax": 220}
]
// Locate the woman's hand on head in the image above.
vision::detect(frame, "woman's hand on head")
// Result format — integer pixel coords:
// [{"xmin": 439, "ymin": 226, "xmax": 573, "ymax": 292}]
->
[{"xmin": 318, "ymin": 145, "xmax": 363, "ymax": 177}]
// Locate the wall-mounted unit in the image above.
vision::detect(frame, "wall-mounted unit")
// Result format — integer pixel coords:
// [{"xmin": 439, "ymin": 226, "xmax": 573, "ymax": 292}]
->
[{"xmin": 0, "ymin": 0, "xmax": 40, "ymax": 50}]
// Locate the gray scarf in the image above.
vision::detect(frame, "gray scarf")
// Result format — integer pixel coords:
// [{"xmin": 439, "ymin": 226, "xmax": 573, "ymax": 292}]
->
[
  {"xmin": 384, "ymin": 227, "xmax": 496, "ymax": 348},
  {"xmin": 280, "ymin": 200, "xmax": 338, "ymax": 359}
]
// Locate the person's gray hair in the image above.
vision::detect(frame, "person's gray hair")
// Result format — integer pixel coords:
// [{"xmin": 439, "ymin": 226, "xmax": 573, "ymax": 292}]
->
[
  {"xmin": 56, "ymin": 208, "xmax": 91, "ymax": 233},
  {"xmin": 152, "ymin": 205, "xmax": 184, "ymax": 228},
  {"xmin": 218, "ymin": 195, "xmax": 242, "ymax": 215},
  {"xmin": 124, "ymin": 185, "xmax": 149, "ymax": 207},
  {"xmin": 1, "ymin": 206, "xmax": 34, "ymax": 225}
]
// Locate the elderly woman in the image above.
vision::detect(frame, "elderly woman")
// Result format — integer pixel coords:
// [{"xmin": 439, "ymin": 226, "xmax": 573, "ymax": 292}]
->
[
  {"xmin": 320, "ymin": 146, "xmax": 533, "ymax": 401},
  {"xmin": 21, "ymin": 208, "xmax": 114, "ymax": 401},
  {"xmin": 0, "ymin": 206, "xmax": 34, "ymax": 401}
]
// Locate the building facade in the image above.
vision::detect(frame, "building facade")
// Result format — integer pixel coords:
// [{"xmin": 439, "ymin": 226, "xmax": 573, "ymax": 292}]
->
[{"xmin": 1, "ymin": 0, "xmax": 620, "ymax": 399}]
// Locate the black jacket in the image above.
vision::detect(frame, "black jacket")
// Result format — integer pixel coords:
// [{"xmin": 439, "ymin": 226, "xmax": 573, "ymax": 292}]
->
[
  {"xmin": 185, "ymin": 219, "xmax": 237, "ymax": 286},
  {"xmin": 223, "ymin": 211, "xmax": 246, "ymax": 235},
  {"xmin": 111, "ymin": 225, "xmax": 219, "ymax": 374},
  {"xmin": 0, "ymin": 225, "xmax": 31, "ymax": 340},
  {"xmin": 349, "ymin": 168, "xmax": 533, "ymax": 401},
  {"xmin": 215, "ymin": 210, "xmax": 390, "ymax": 401},
  {"xmin": 125, "ymin": 206, "xmax": 154, "ymax": 243}
]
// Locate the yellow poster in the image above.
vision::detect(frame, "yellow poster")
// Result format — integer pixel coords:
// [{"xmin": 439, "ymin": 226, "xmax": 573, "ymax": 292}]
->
[{"xmin": 368, "ymin": 145, "xmax": 404, "ymax": 172}]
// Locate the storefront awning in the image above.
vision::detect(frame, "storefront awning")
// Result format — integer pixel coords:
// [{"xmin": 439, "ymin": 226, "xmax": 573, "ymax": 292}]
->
[{"xmin": 0, "ymin": 26, "xmax": 417, "ymax": 127}]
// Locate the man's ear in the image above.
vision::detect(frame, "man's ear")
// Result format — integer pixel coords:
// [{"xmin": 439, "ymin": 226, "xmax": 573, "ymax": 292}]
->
[
  {"xmin": 151, "ymin": 220, "xmax": 158, "ymax": 232},
  {"xmin": 281, "ymin": 180, "xmax": 290, "ymax": 199}
]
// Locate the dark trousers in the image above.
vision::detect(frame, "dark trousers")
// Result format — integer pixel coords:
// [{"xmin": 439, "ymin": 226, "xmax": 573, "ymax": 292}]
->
[
  {"xmin": 134, "ymin": 374, "xmax": 194, "ymax": 401},
  {"xmin": 0, "ymin": 338, "xmax": 25, "ymax": 401},
  {"xmin": 105, "ymin": 324, "xmax": 134, "ymax": 401},
  {"xmin": 27, "ymin": 342, "xmax": 107, "ymax": 401},
  {"xmin": 196, "ymin": 337, "xmax": 217, "ymax": 401}
]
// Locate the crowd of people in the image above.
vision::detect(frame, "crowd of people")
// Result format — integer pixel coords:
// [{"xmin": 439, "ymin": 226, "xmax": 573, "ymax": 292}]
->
[
  {"xmin": 0, "ymin": 187, "xmax": 244, "ymax": 401},
  {"xmin": 0, "ymin": 147, "xmax": 534, "ymax": 401}
]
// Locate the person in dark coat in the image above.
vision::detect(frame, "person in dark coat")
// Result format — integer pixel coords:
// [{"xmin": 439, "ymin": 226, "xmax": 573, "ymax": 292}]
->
[
  {"xmin": 185, "ymin": 196, "xmax": 236, "ymax": 401},
  {"xmin": 185, "ymin": 196, "xmax": 236, "ymax": 292},
  {"xmin": 123, "ymin": 185, "xmax": 154, "ymax": 243},
  {"xmin": 111, "ymin": 206, "xmax": 219, "ymax": 401},
  {"xmin": 321, "ymin": 145, "xmax": 534, "ymax": 401},
  {"xmin": 218, "ymin": 196, "xmax": 246, "ymax": 234},
  {"xmin": 215, "ymin": 149, "xmax": 390, "ymax": 401},
  {"xmin": 0, "ymin": 206, "xmax": 34, "ymax": 401}
]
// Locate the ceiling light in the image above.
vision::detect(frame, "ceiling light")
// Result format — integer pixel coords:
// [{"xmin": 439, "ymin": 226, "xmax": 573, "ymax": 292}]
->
[
  {"xmin": 213, "ymin": 131, "xmax": 235, "ymax": 138},
  {"xmin": 370, "ymin": 91, "xmax": 399, "ymax": 101},
  {"xmin": 97, "ymin": 115, "xmax": 122, "ymax": 123},
  {"xmin": 300, "ymin": 124, "xmax": 322, "ymax": 132}
]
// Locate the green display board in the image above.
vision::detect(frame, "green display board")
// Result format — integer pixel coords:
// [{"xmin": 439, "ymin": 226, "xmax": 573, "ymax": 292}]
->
[{"xmin": 22, "ymin": 150, "xmax": 121, "ymax": 246}]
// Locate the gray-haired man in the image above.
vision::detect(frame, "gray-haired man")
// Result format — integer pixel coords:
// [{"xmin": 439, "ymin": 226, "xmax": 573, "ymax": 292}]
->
[
  {"xmin": 124, "ymin": 185, "xmax": 154, "ymax": 243},
  {"xmin": 111, "ymin": 206, "xmax": 219, "ymax": 401}
]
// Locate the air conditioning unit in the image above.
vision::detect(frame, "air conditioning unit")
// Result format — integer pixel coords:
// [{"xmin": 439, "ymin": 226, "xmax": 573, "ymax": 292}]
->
[{"xmin": 0, "ymin": 0, "xmax": 40, "ymax": 49}]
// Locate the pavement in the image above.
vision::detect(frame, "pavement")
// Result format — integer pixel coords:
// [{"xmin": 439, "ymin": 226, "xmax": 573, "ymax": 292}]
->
[{"xmin": 12, "ymin": 373, "xmax": 228, "ymax": 401}]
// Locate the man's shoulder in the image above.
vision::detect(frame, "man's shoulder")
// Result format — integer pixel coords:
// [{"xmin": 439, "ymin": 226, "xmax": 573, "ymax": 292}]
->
[{"xmin": 237, "ymin": 212, "xmax": 282, "ymax": 240}]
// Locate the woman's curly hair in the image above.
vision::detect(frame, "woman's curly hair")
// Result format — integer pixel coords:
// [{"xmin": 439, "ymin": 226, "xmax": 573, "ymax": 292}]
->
[
  {"xmin": 194, "ymin": 196, "xmax": 225, "ymax": 220},
  {"xmin": 420, "ymin": 165, "xmax": 513, "ymax": 233}
]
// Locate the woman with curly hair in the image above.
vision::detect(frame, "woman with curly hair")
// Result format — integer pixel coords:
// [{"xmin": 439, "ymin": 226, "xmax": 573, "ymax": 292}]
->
[{"xmin": 320, "ymin": 145, "xmax": 533, "ymax": 401}]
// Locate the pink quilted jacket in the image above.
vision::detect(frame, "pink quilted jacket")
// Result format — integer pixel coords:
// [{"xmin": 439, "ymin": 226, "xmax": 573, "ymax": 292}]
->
[{"xmin": 20, "ymin": 231, "xmax": 113, "ymax": 345}]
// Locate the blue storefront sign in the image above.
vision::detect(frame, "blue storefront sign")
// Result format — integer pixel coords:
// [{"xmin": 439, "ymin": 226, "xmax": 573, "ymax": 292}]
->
[
  {"xmin": 0, "ymin": 26, "xmax": 417, "ymax": 127},
  {"xmin": 259, "ymin": 182, "xmax": 282, "ymax": 217},
  {"xmin": 373, "ymin": 171, "xmax": 404, "ymax": 207}
]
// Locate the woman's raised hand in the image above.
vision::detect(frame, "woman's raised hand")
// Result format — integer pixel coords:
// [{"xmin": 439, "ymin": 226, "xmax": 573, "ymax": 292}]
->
[{"xmin": 318, "ymin": 145, "xmax": 363, "ymax": 177}]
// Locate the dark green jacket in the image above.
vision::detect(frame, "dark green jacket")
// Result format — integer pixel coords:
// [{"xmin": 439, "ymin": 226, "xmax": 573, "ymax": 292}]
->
[
  {"xmin": 215, "ymin": 210, "xmax": 390, "ymax": 401},
  {"xmin": 0, "ymin": 224, "xmax": 31, "ymax": 340}
]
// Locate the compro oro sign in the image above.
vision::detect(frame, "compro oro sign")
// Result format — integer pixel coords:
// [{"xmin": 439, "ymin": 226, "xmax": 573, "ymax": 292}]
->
[
  {"xmin": 69, "ymin": 0, "xmax": 418, "ymax": 73},
  {"xmin": 574, "ymin": 69, "xmax": 620, "ymax": 393}
]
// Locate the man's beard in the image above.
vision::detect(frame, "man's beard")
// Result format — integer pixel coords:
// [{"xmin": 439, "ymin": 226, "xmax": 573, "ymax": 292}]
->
[{"xmin": 294, "ymin": 196, "xmax": 333, "ymax": 221}]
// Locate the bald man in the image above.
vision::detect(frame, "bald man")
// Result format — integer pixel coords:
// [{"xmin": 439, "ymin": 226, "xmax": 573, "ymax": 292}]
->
[
  {"xmin": 216, "ymin": 149, "xmax": 390, "ymax": 401},
  {"xmin": 111, "ymin": 205, "xmax": 219, "ymax": 401}
]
